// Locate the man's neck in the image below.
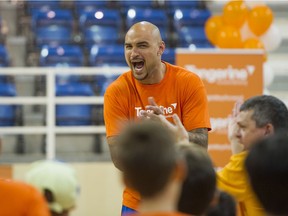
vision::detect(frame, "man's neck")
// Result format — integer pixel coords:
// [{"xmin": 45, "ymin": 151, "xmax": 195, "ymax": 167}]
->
[{"xmin": 139, "ymin": 61, "xmax": 166, "ymax": 85}]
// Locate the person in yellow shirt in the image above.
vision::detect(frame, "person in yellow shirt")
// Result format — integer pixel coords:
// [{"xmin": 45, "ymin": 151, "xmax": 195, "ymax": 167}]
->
[{"xmin": 217, "ymin": 95, "xmax": 288, "ymax": 216}]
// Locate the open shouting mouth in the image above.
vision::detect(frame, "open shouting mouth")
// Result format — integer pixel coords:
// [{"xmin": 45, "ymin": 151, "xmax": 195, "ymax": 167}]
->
[{"xmin": 132, "ymin": 60, "xmax": 144, "ymax": 73}]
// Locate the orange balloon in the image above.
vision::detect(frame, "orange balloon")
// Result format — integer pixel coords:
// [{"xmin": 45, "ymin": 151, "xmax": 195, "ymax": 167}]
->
[
  {"xmin": 216, "ymin": 26, "xmax": 243, "ymax": 48},
  {"xmin": 243, "ymin": 38, "xmax": 264, "ymax": 49},
  {"xmin": 243, "ymin": 38, "xmax": 267, "ymax": 61},
  {"xmin": 223, "ymin": 1, "xmax": 249, "ymax": 28},
  {"xmin": 248, "ymin": 5, "xmax": 273, "ymax": 36},
  {"xmin": 204, "ymin": 15, "xmax": 224, "ymax": 45}
]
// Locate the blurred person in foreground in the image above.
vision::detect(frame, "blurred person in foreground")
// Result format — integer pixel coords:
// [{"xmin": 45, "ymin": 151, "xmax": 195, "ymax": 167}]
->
[
  {"xmin": 245, "ymin": 133, "xmax": 288, "ymax": 216},
  {"xmin": 0, "ymin": 136, "xmax": 50, "ymax": 216},
  {"xmin": 25, "ymin": 160, "xmax": 79, "ymax": 216},
  {"xmin": 217, "ymin": 95, "xmax": 288, "ymax": 216},
  {"xmin": 104, "ymin": 20, "xmax": 211, "ymax": 215},
  {"xmin": 118, "ymin": 120, "xmax": 189, "ymax": 216},
  {"xmin": 177, "ymin": 144, "xmax": 216, "ymax": 216},
  {"xmin": 129, "ymin": 113, "xmax": 217, "ymax": 216},
  {"xmin": 205, "ymin": 190, "xmax": 236, "ymax": 216}
]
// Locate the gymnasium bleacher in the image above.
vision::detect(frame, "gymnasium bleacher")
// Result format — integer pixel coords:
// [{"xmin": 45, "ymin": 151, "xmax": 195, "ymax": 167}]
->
[{"xmin": 0, "ymin": 0, "xmax": 287, "ymax": 163}]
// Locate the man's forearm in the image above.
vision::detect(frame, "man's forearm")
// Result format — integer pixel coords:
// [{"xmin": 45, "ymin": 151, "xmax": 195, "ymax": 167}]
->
[
  {"xmin": 188, "ymin": 128, "xmax": 208, "ymax": 149},
  {"xmin": 107, "ymin": 136, "xmax": 122, "ymax": 170}
]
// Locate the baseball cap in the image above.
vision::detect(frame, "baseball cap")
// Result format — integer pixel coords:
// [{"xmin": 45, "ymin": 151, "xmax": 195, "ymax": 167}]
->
[{"xmin": 25, "ymin": 160, "xmax": 79, "ymax": 213}]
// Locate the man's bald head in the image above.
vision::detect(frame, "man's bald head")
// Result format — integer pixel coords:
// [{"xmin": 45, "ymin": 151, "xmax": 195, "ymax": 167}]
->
[
  {"xmin": 126, "ymin": 21, "xmax": 163, "ymax": 43},
  {"xmin": 124, "ymin": 21, "xmax": 166, "ymax": 84}
]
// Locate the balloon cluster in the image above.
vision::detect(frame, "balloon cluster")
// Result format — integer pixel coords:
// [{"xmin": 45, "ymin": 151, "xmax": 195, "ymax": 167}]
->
[{"xmin": 205, "ymin": 1, "xmax": 282, "ymax": 57}]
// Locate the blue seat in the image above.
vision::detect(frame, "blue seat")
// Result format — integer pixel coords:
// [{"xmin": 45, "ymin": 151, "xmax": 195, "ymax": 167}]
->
[
  {"xmin": 89, "ymin": 45, "xmax": 126, "ymax": 67},
  {"xmin": 125, "ymin": 8, "xmax": 168, "ymax": 29},
  {"xmin": 79, "ymin": 9, "xmax": 122, "ymax": 48},
  {"xmin": 56, "ymin": 83, "xmax": 95, "ymax": 126},
  {"xmin": 166, "ymin": 1, "xmax": 200, "ymax": 10},
  {"xmin": 173, "ymin": 8, "xmax": 211, "ymax": 30},
  {"xmin": 125, "ymin": 8, "xmax": 169, "ymax": 40},
  {"xmin": 31, "ymin": 9, "xmax": 73, "ymax": 32},
  {"xmin": 0, "ymin": 44, "xmax": 11, "ymax": 83},
  {"xmin": 99, "ymin": 74, "xmax": 119, "ymax": 96},
  {"xmin": 79, "ymin": 9, "xmax": 121, "ymax": 31},
  {"xmin": 39, "ymin": 45, "xmax": 84, "ymax": 84},
  {"xmin": 0, "ymin": 83, "xmax": 17, "ymax": 126},
  {"xmin": 177, "ymin": 26, "xmax": 213, "ymax": 48},
  {"xmin": 0, "ymin": 83, "xmax": 16, "ymax": 96},
  {"xmin": 74, "ymin": 0, "xmax": 110, "ymax": 16},
  {"xmin": 162, "ymin": 48, "xmax": 175, "ymax": 64},
  {"xmin": 119, "ymin": 0, "xmax": 156, "ymax": 12},
  {"xmin": 56, "ymin": 83, "xmax": 94, "ymax": 96},
  {"xmin": 35, "ymin": 25, "xmax": 72, "ymax": 47},
  {"xmin": 93, "ymin": 74, "xmax": 119, "ymax": 95},
  {"xmin": 26, "ymin": 0, "xmax": 61, "ymax": 15},
  {"xmin": 0, "ymin": 44, "xmax": 9, "ymax": 67},
  {"xmin": 119, "ymin": 0, "xmax": 155, "ymax": 8},
  {"xmin": 83, "ymin": 26, "xmax": 119, "ymax": 49},
  {"xmin": 0, "ymin": 75, "xmax": 9, "ymax": 83},
  {"xmin": 39, "ymin": 45, "xmax": 84, "ymax": 67},
  {"xmin": 93, "ymin": 74, "xmax": 107, "ymax": 95}
]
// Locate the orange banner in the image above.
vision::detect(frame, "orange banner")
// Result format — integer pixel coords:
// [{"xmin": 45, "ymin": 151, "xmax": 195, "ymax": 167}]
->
[{"xmin": 176, "ymin": 49, "xmax": 264, "ymax": 167}]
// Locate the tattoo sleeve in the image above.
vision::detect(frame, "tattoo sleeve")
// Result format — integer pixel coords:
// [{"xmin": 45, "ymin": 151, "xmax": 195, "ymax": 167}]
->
[{"xmin": 188, "ymin": 128, "xmax": 208, "ymax": 149}]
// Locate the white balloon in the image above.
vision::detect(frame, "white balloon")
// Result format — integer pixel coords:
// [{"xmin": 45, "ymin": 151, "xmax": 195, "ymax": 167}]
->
[
  {"xmin": 240, "ymin": 21, "xmax": 257, "ymax": 41},
  {"xmin": 260, "ymin": 24, "xmax": 282, "ymax": 52},
  {"xmin": 245, "ymin": 0, "xmax": 266, "ymax": 8},
  {"xmin": 263, "ymin": 62, "xmax": 274, "ymax": 87}
]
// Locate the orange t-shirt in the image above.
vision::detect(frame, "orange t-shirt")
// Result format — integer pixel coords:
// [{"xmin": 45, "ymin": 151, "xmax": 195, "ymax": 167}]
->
[
  {"xmin": 0, "ymin": 178, "xmax": 51, "ymax": 216},
  {"xmin": 104, "ymin": 62, "xmax": 211, "ymax": 210}
]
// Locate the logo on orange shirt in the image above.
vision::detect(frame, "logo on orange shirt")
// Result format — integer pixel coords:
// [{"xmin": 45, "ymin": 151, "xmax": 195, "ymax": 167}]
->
[{"xmin": 135, "ymin": 103, "xmax": 177, "ymax": 117}]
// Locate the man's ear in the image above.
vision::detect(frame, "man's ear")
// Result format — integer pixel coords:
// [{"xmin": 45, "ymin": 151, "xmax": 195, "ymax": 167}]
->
[
  {"xmin": 43, "ymin": 188, "xmax": 54, "ymax": 203},
  {"xmin": 158, "ymin": 41, "xmax": 165, "ymax": 56},
  {"xmin": 264, "ymin": 123, "xmax": 274, "ymax": 136}
]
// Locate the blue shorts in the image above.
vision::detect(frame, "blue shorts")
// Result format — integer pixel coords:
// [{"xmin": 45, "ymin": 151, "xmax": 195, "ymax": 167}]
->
[{"xmin": 121, "ymin": 205, "xmax": 137, "ymax": 216}]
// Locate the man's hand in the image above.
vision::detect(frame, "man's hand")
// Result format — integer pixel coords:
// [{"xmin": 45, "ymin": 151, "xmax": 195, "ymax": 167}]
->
[
  {"xmin": 145, "ymin": 97, "xmax": 164, "ymax": 115},
  {"xmin": 228, "ymin": 101, "xmax": 244, "ymax": 154},
  {"xmin": 141, "ymin": 97, "xmax": 208, "ymax": 149},
  {"xmin": 141, "ymin": 111, "xmax": 189, "ymax": 144}
]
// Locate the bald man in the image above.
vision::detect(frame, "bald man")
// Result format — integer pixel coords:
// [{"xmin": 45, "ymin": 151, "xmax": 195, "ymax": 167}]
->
[{"xmin": 104, "ymin": 21, "xmax": 211, "ymax": 215}]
